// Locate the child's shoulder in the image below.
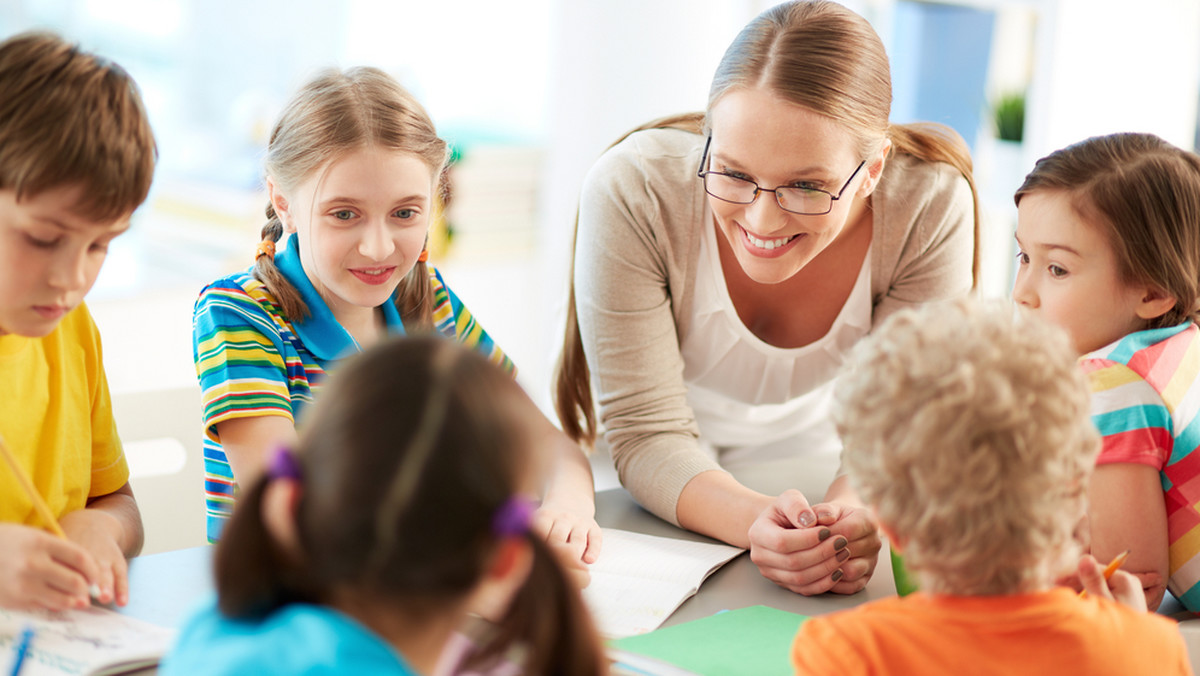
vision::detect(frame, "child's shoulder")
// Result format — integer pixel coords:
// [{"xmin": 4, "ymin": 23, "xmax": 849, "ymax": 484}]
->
[{"xmin": 195, "ymin": 270, "xmax": 285, "ymax": 319}]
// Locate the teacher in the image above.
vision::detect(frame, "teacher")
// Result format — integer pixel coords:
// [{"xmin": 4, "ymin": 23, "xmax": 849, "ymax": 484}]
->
[{"xmin": 555, "ymin": 0, "xmax": 978, "ymax": 595}]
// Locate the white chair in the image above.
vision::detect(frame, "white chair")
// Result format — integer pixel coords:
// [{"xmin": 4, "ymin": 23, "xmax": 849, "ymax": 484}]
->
[{"xmin": 111, "ymin": 385, "xmax": 207, "ymax": 555}]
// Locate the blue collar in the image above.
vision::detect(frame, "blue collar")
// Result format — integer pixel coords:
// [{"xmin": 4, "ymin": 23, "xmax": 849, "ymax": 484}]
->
[{"xmin": 275, "ymin": 234, "xmax": 406, "ymax": 361}]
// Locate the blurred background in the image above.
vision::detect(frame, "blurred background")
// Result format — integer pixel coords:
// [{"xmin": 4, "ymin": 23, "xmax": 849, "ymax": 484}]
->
[{"xmin": 2, "ymin": 0, "xmax": 1199, "ymax": 549}]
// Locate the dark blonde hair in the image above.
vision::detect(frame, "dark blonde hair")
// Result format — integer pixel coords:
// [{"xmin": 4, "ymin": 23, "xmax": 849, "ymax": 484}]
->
[
  {"xmin": 1015, "ymin": 133, "xmax": 1200, "ymax": 329},
  {"xmin": 837, "ymin": 300, "xmax": 1098, "ymax": 595},
  {"xmin": 254, "ymin": 67, "xmax": 448, "ymax": 327},
  {"xmin": 0, "ymin": 31, "xmax": 156, "ymax": 221},
  {"xmin": 216, "ymin": 336, "xmax": 605, "ymax": 675},
  {"xmin": 555, "ymin": 0, "xmax": 981, "ymax": 446}
]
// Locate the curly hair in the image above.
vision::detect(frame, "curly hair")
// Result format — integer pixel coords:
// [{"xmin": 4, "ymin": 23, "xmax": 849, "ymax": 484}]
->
[{"xmin": 834, "ymin": 299, "xmax": 1099, "ymax": 595}]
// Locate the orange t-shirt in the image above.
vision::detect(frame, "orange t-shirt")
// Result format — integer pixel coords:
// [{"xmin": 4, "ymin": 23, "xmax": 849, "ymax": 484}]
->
[{"xmin": 792, "ymin": 588, "xmax": 1191, "ymax": 675}]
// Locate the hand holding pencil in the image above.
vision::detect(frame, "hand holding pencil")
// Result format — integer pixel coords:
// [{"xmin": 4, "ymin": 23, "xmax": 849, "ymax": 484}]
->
[
  {"xmin": 0, "ymin": 434, "xmax": 102, "ymax": 612},
  {"xmin": 1077, "ymin": 551, "xmax": 1144, "ymax": 611}
]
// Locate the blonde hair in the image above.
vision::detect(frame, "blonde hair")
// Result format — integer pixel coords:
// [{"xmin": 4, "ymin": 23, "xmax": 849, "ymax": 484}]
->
[
  {"xmin": 835, "ymin": 299, "xmax": 1098, "ymax": 595},
  {"xmin": 254, "ymin": 67, "xmax": 448, "ymax": 327},
  {"xmin": 1015, "ymin": 133, "xmax": 1200, "ymax": 329},
  {"xmin": 555, "ymin": 0, "xmax": 981, "ymax": 447},
  {"xmin": 0, "ymin": 32, "xmax": 156, "ymax": 221}
]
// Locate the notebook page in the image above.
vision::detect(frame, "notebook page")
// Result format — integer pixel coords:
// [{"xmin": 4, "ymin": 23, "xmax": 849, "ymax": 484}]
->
[
  {"xmin": 583, "ymin": 529, "xmax": 744, "ymax": 638},
  {"xmin": 0, "ymin": 606, "xmax": 175, "ymax": 676}
]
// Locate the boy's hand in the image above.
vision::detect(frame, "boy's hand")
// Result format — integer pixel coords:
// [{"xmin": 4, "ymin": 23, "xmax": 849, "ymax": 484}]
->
[
  {"xmin": 60, "ymin": 509, "xmax": 129, "ymax": 606},
  {"xmin": 1078, "ymin": 554, "xmax": 1146, "ymax": 611},
  {"xmin": 533, "ymin": 500, "xmax": 603, "ymax": 567},
  {"xmin": 0, "ymin": 522, "xmax": 97, "ymax": 611},
  {"xmin": 748, "ymin": 491, "xmax": 881, "ymax": 595}
]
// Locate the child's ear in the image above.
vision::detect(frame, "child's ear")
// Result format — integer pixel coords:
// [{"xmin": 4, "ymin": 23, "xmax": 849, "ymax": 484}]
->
[
  {"xmin": 878, "ymin": 520, "xmax": 906, "ymax": 554},
  {"xmin": 1135, "ymin": 285, "xmax": 1177, "ymax": 322},
  {"xmin": 266, "ymin": 177, "xmax": 296, "ymax": 234},
  {"xmin": 464, "ymin": 538, "xmax": 535, "ymax": 622},
  {"xmin": 261, "ymin": 478, "xmax": 303, "ymax": 558}
]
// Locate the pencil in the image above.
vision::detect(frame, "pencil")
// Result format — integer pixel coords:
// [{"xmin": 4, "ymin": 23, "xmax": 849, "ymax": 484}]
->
[
  {"xmin": 0, "ymin": 433, "xmax": 100, "ymax": 600},
  {"xmin": 8, "ymin": 624, "xmax": 33, "ymax": 676},
  {"xmin": 1079, "ymin": 549, "xmax": 1132, "ymax": 598},
  {"xmin": 0, "ymin": 433, "xmax": 66, "ymax": 538}
]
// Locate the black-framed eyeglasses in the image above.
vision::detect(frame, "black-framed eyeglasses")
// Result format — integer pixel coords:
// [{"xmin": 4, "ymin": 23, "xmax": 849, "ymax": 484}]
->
[{"xmin": 696, "ymin": 135, "xmax": 866, "ymax": 216}]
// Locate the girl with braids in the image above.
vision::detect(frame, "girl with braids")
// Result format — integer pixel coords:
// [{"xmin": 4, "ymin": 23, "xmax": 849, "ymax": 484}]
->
[
  {"xmin": 193, "ymin": 68, "xmax": 599, "ymax": 566},
  {"xmin": 162, "ymin": 336, "xmax": 606, "ymax": 676},
  {"xmin": 557, "ymin": 0, "xmax": 978, "ymax": 596}
]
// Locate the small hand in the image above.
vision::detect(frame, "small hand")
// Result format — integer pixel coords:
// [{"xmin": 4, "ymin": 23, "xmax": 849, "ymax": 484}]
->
[
  {"xmin": 1077, "ymin": 554, "xmax": 1146, "ymax": 611},
  {"xmin": 0, "ymin": 523, "xmax": 98, "ymax": 611},
  {"xmin": 533, "ymin": 501, "xmax": 603, "ymax": 566},
  {"xmin": 60, "ymin": 509, "xmax": 129, "ymax": 606}
]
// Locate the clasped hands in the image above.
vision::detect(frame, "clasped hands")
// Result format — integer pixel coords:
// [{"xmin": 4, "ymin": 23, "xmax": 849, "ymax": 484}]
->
[{"xmin": 748, "ymin": 489, "xmax": 881, "ymax": 595}]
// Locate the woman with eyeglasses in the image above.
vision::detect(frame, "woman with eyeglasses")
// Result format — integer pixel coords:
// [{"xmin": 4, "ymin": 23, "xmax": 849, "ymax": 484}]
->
[{"xmin": 556, "ymin": 0, "xmax": 978, "ymax": 596}]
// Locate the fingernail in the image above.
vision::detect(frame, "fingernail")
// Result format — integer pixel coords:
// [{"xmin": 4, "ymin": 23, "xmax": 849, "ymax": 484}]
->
[
  {"xmin": 837, "ymin": 548, "xmax": 851, "ymax": 563},
  {"xmin": 815, "ymin": 508, "xmax": 833, "ymax": 521},
  {"xmin": 818, "ymin": 528, "xmax": 831, "ymax": 542},
  {"xmin": 799, "ymin": 511, "xmax": 816, "ymax": 527},
  {"xmin": 833, "ymin": 537, "xmax": 848, "ymax": 551},
  {"xmin": 831, "ymin": 569, "xmax": 844, "ymax": 582}
]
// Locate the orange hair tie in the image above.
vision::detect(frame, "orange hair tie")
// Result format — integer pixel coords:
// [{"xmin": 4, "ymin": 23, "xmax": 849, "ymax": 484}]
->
[
  {"xmin": 417, "ymin": 249, "xmax": 429, "ymax": 263},
  {"xmin": 256, "ymin": 240, "xmax": 276, "ymax": 261}
]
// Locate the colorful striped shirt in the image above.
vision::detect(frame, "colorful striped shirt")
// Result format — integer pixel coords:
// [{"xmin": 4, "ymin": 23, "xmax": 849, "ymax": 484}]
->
[
  {"xmin": 193, "ymin": 234, "xmax": 512, "ymax": 542},
  {"xmin": 1082, "ymin": 321, "xmax": 1200, "ymax": 610}
]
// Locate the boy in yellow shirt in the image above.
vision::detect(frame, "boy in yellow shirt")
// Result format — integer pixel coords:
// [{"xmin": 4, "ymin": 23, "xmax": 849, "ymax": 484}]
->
[
  {"xmin": 792, "ymin": 300, "xmax": 1191, "ymax": 675},
  {"xmin": 0, "ymin": 32, "xmax": 156, "ymax": 611}
]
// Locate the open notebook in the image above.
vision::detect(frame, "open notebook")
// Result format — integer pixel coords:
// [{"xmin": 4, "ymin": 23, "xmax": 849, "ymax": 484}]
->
[
  {"xmin": 0, "ymin": 606, "xmax": 175, "ymax": 676},
  {"xmin": 582, "ymin": 529, "xmax": 745, "ymax": 639}
]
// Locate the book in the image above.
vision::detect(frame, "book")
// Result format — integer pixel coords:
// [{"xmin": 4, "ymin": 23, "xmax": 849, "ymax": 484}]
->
[
  {"xmin": 581, "ymin": 529, "xmax": 744, "ymax": 639},
  {"xmin": 609, "ymin": 605, "xmax": 808, "ymax": 676},
  {"xmin": 0, "ymin": 606, "xmax": 175, "ymax": 676}
]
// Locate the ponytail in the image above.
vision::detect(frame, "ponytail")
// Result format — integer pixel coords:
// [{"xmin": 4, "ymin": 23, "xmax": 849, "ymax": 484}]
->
[
  {"xmin": 469, "ymin": 534, "xmax": 605, "ymax": 676},
  {"xmin": 214, "ymin": 475, "xmax": 313, "ymax": 619},
  {"xmin": 554, "ymin": 113, "xmax": 704, "ymax": 448},
  {"xmin": 887, "ymin": 122, "xmax": 982, "ymax": 288},
  {"xmin": 252, "ymin": 203, "xmax": 310, "ymax": 321},
  {"xmin": 393, "ymin": 259, "xmax": 434, "ymax": 330}
]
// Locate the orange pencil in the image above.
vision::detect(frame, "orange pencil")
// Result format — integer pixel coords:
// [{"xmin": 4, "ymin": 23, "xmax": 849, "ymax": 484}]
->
[
  {"xmin": 1079, "ymin": 549, "xmax": 1131, "ymax": 598},
  {"xmin": 0, "ymin": 432, "xmax": 101, "ymax": 599}
]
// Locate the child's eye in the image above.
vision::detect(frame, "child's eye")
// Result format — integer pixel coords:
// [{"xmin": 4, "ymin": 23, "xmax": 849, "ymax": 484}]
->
[
  {"xmin": 1048, "ymin": 265, "xmax": 1068, "ymax": 278},
  {"xmin": 333, "ymin": 210, "xmax": 355, "ymax": 221},
  {"xmin": 394, "ymin": 208, "xmax": 416, "ymax": 219},
  {"xmin": 25, "ymin": 234, "xmax": 59, "ymax": 249},
  {"xmin": 89, "ymin": 242, "xmax": 110, "ymax": 254},
  {"xmin": 1015, "ymin": 251, "xmax": 1030, "ymax": 265}
]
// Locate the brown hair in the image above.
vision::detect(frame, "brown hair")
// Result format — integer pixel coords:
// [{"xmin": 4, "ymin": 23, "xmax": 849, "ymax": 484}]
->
[
  {"xmin": 254, "ymin": 67, "xmax": 447, "ymax": 327},
  {"xmin": 0, "ymin": 31, "xmax": 156, "ymax": 221},
  {"xmin": 837, "ymin": 299, "xmax": 1097, "ymax": 594},
  {"xmin": 1014, "ymin": 132, "xmax": 1200, "ymax": 329},
  {"xmin": 554, "ymin": 0, "xmax": 981, "ymax": 447},
  {"xmin": 215, "ymin": 336, "xmax": 604, "ymax": 675}
]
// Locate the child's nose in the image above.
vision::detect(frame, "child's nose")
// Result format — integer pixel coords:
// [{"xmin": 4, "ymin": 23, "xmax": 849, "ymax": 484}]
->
[
  {"xmin": 50, "ymin": 249, "xmax": 90, "ymax": 292},
  {"xmin": 1011, "ymin": 271, "xmax": 1037, "ymax": 308},
  {"xmin": 358, "ymin": 220, "xmax": 395, "ymax": 260}
]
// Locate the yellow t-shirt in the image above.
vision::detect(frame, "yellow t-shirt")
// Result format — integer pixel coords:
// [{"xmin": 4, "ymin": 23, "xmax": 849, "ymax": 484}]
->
[{"xmin": 0, "ymin": 303, "xmax": 129, "ymax": 525}]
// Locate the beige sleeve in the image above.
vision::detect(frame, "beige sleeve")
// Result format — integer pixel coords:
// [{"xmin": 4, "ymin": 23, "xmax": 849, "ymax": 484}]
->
[
  {"xmin": 574, "ymin": 135, "xmax": 724, "ymax": 525},
  {"xmin": 872, "ymin": 159, "xmax": 977, "ymax": 329}
]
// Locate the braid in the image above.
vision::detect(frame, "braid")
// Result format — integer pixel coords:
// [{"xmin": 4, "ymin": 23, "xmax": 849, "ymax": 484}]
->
[{"xmin": 252, "ymin": 202, "xmax": 309, "ymax": 321}]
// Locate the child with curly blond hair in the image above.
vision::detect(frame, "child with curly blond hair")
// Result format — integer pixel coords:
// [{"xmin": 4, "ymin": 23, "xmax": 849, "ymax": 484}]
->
[{"xmin": 791, "ymin": 300, "xmax": 1190, "ymax": 675}]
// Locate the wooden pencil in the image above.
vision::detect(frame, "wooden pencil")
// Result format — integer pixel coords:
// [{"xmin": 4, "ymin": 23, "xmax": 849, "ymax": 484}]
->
[
  {"xmin": 0, "ymin": 432, "xmax": 67, "ymax": 538},
  {"xmin": 1079, "ymin": 549, "xmax": 1131, "ymax": 598}
]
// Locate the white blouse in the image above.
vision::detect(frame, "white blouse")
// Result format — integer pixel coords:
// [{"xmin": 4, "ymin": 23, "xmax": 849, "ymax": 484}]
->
[{"xmin": 679, "ymin": 221, "xmax": 872, "ymax": 468}]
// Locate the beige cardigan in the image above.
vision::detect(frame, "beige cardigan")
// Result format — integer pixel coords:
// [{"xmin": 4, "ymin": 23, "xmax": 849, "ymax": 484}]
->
[{"xmin": 575, "ymin": 128, "xmax": 975, "ymax": 524}]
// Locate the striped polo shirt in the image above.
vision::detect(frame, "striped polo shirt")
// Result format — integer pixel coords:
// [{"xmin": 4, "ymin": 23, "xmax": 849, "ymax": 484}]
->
[
  {"xmin": 1082, "ymin": 321, "xmax": 1200, "ymax": 610},
  {"xmin": 192, "ymin": 234, "xmax": 513, "ymax": 542}
]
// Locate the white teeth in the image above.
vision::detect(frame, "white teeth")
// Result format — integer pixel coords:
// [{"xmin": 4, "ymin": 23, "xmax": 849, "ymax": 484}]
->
[{"xmin": 746, "ymin": 232, "xmax": 797, "ymax": 250}]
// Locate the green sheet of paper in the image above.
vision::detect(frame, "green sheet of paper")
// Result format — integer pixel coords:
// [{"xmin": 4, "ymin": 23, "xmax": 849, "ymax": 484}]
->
[{"xmin": 609, "ymin": 605, "xmax": 808, "ymax": 676}]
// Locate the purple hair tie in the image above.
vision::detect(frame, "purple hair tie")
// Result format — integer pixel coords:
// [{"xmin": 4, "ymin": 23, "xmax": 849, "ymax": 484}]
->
[
  {"xmin": 267, "ymin": 446, "xmax": 303, "ymax": 481},
  {"xmin": 492, "ymin": 496, "xmax": 536, "ymax": 537}
]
